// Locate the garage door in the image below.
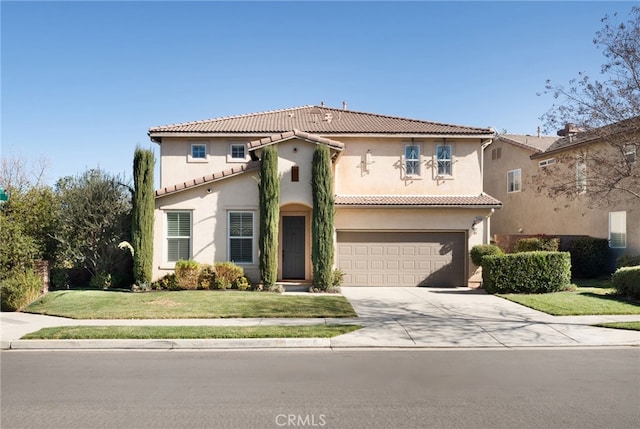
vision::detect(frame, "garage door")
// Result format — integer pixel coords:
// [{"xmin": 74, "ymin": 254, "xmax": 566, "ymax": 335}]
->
[{"xmin": 337, "ymin": 231, "xmax": 466, "ymax": 287}]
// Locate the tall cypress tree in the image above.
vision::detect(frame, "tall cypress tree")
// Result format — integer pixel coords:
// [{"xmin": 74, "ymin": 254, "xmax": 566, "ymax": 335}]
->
[
  {"xmin": 311, "ymin": 145, "xmax": 335, "ymax": 290},
  {"xmin": 132, "ymin": 147, "xmax": 155, "ymax": 285},
  {"xmin": 258, "ymin": 145, "xmax": 280, "ymax": 288}
]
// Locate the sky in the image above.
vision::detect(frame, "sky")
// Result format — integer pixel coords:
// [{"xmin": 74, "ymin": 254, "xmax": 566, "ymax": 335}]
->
[{"xmin": 1, "ymin": 1, "xmax": 637, "ymax": 186}]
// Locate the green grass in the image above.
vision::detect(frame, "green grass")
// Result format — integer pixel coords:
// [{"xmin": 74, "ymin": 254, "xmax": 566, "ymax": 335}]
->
[
  {"xmin": 595, "ymin": 321, "xmax": 640, "ymax": 331},
  {"xmin": 499, "ymin": 287, "xmax": 640, "ymax": 316},
  {"xmin": 24, "ymin": 290, "xmax": 357, "ymax": 319},
  {"xmin": 21, "ymin": 324, "xmax": 362, "ymax": 340}
]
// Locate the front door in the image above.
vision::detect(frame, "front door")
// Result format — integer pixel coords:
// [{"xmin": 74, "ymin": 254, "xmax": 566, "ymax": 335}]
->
[{"xmin": 282, "ymin": 216, "xmax": 305, "ymax": 279}]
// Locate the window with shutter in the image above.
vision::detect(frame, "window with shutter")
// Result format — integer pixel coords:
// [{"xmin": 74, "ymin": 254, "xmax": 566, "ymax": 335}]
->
[
  {"xmin": 167, "ymin": 212, "xmax": 191, "ymax": 262},
  {"xmin": 229, "ymin": 211, "xmax": 254, "ymax": 263},
  {"xmin": 609, "ymin": 211, "xmax": 626, "ymax": 248}
]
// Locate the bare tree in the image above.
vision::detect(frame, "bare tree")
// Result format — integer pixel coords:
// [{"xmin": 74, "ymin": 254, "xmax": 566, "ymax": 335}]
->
[
  {"xmin": 0, "ymin": 155, "xmax": 50, "ymax": 193},
  {"xmin": 537, "ymin": 6, "xmax": 640, "ymax": 204}
]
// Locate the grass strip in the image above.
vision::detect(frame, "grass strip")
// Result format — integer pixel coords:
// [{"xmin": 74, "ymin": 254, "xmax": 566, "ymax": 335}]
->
[
  {"xmin": 21, "ymin": 324, "xmax": 362, "ymax": 340},
  {"xmin": 24, "ymin": 290, "xmax": 357, "ymax": 319},
  {"xmin": 498, "ymin": 287, "xmax": 640, "ymax": 316},
  {"xmin": 594, "ymin": 321, "xmax": 640, "ymax": 331}
]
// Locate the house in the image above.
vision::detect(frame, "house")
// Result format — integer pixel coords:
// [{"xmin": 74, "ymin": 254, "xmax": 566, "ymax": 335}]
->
[
  {"xmin": 484, "ymin": 118, "xmax": 639, "ymax": 265},
  {"xmin": 148, "ymin": 104, "xmax": 502, "ymax": 287}
]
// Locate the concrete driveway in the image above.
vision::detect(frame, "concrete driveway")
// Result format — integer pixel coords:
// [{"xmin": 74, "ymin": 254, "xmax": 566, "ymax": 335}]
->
[
  {"xmin": 334, "ymin": 287, "xmax": 640, "ymax": 348},
  {"xmin": 1, "ymin": 287, "xmax": 639, "ymax": 349}
]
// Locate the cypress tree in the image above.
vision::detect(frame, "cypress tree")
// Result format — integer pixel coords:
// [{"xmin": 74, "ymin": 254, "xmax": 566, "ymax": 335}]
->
[
  {"xmin": 132, "ymin": 147, "xmax": 155, "ymax": 285},
  {"xmin": 311, "ymin": 145, "xmax": 335, "ymax": 290},
  {"xmin": 258, "ymin": 145, "xmax": 280, "ymax": 288}
]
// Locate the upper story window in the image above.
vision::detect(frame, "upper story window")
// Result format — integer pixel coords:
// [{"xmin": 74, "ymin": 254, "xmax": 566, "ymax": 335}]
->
[
  {"xmin": 507, "ymin": 169, "xmax": 521, "ymax": 193},
  {"xmin": 166, "ymin": 211, "xmax": 191, "ymax": 262},
  {"xmin": 539, "ymin": 158, "xmax": 556, "ymax": 168},
  {"xmin": 623, "ymin": 144, "xmax": 637, "ymax": 164},
  {"xmin": 576, "ymin": 157, "xmax": 587, "ymax": 193},
  {"xmin": 404, "ymin": 145, "xmax": 421, "ymax": 176},
  {"xmin": 491, "ymin": 147, "xmax": 502, "ymax": 160},
  {"xmin": 229, "ymin": 211, "xmax": 254, "ymax": 264},
  {"xmin": 191, "ymin": 144, "xmax": 206, "ymax": 159},
  {"xmin": 231, "ymin": 144, "xmax": 246, "ymax": 160},
  {"xmin": 609, "ymin": 211, "xmax": 626, "ymax": 248},
  {"xmin": 436, "ymin": 144, "xmax": 452, "ymax": 176}
]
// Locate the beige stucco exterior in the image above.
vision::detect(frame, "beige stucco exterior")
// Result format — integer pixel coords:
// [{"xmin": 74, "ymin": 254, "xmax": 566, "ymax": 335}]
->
[
  {"xmin": 152, "ymin": 130, "xmax": 498, "ymax": 285},
  {"xmin": 484, "ymin": 137, "xmax": 639, "ymax": 259}
]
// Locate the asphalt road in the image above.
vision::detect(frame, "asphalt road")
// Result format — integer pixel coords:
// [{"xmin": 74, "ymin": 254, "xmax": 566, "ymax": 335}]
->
[{"xmin": 2, "ymin": 349, "xmax": 639, "ymax": 429}]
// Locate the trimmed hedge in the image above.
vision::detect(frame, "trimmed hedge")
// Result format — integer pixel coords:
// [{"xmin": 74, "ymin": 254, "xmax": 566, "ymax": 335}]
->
[
  {"xmin": 470, "ymin": 244, "xmax": 504, "ymax": 267},
  {"xmin": 567, "ymin": 237, "xmax": 609, "ymax": 278},
  {"xmin": 482, "ymin": 251, "xmax": 571, "ymax": 294},
  {"xmin": 514, "ymin": 237, "xmax": 560, "ymax": 252},
  {"xmin": 616, "ymin": 255, "xmax": 640, "ymax": 268},
  {"xmin": 612, "ymin": 266, "xmax": 640, "ymax": 300}
]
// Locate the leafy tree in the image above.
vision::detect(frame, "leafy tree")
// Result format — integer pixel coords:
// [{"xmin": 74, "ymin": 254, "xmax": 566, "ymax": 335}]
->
[
  {"xmin": 311, "ymin": 145, "xmax": 335, "ymax": 290},
  {"xmin": 539, "ymin": 6, "xmax": 640, "ymax": 204},
  {"xmin": 258, "ymin": 145, "xmax": 280, "ymax": 288},
  {"xmin": 55, "ymin": 169, "xmax": 133, "ymax": 286},
  {"xmin": 132, "ymin": 147, "xmax": 155, "ymax": 285}
]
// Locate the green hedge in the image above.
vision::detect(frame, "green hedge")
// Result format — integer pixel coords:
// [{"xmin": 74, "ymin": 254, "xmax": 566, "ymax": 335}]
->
[
  {"xmin": 612, "ymin": 266, "xmax": 640, "ymax": 300},
  {"xmin": 514, "ymin": 237, "xmax": 560, "ymax": 252},
  {"xmin": 470, "ymin": 244, "xmax": 504, "ymax": 267},
  {"xmin": 616, "ymin": 255, "xmax": 640, "ymax": 268},
  {"xmin": 1, "ymin": 269, "xmax": 44, "ymax": 311},
  {"xmin": 567, "ymin": 237, "xmax": 609, "ymax": 278},
  {"xmin": 482, "ymin": 251, "xmax": 571, "ymax": 294}
]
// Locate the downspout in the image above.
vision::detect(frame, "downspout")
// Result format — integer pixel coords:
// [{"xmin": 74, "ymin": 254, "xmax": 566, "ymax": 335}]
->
[
  {"xmin": 480, "ymin": 134, "xmax": 494, "ymax": 194},
  {"xmin": 484, "ymin": 208, "xmax": 495, "ymax": 245}
]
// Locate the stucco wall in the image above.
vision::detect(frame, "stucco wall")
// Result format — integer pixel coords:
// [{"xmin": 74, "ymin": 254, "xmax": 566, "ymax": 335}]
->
[{"xmin": 484, "ymin": 139, "xmax": 640, "ymax": 256}]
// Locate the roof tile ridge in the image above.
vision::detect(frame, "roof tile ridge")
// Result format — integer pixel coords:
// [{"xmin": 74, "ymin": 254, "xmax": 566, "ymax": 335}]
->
[
  {"xmin": 317, "ymin": 106, "xmax": 492, "ymax": 132},
  {"xmin": 150, "ymin": 105, "xmax": 314, "ymax": 130}
]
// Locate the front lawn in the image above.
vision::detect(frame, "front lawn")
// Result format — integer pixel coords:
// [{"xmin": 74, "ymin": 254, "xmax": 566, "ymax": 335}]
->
[
  {"xmin": 21, "ymin": 324, "xmax": 362, "ymax": 340},
  {"xmin": 24, "ymin": 290, "xmax": 357, "ymax": 319},
  {"xmin": 595, "ymin": 321, "xmax": 640, "ymax": 331},
  {"xmin": 499, "ymin": 286, "xmax": 640, "ymax": 316}
]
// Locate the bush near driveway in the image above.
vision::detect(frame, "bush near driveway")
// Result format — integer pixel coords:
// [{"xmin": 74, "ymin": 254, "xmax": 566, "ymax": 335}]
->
[
  {"xmin": 612, "ymin": 266, "xmax": 640, "ymax": 300},
  {"xmin": 482, "ymin": 251, "xmax": 571, "ymax": 294},
  {"xmin": 568, "ymin": 237, "xmax": 609, "ymax": 278},
  {"xmin": 514, "ymin": 237, "xmax": 560, "ymax": 252},
  {"xmin": 1, "ymin": 269, "xmax": 44, "ymax": 311},
  {"xmin": 470, "ymin": 244, "xmax": 503, "ymax": 267}
]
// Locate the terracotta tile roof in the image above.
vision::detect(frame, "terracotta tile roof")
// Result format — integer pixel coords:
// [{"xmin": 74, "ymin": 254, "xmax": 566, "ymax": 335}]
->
[
  {"xmin": 335, "ymin": 194, "xmax": 502, "ymax": 208},
  {"xmin": 248, "ymin": 130, "xmax": 344, "ymax": 151},
  {"xmin": 531, "ymin": 116, "xmax": 640, "ymax": 159},
  {"xmin": 155, "ymin": 161, "xmax": 260, "ymax": 198},
  {"xmin": 499, "ymin": 134, "xmax": 559, "ymax": 153},
  {"xmin": 149, "ymin": 105, "xmax": 494, "ymax": 137}
]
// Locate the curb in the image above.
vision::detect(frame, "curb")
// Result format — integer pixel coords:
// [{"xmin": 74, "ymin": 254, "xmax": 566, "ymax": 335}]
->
[{"xmin": 7, "ymin": 338, "xmax": 332, "ymax": 350}]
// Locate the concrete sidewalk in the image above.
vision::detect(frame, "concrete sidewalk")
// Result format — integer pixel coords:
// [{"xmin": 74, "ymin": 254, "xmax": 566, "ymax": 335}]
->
[{"xmin": 1, "ymin": 287, "xmax": 639, "ymax": 350}]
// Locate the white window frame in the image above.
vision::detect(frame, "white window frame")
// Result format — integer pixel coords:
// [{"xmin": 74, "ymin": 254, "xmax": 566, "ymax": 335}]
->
[
  {"xmin": 166, "ymin": 211, "xmax": 192, "ymax": 263},
  {"xmin": 228, "ymin": 211, "xmax": 254, "ymax": 264},
  {"xmin": 609, "ymin": 211, "xmax": 627, "ymax": 248},
  {"xmin": 538, "ymin": 158, "xmax": 556, "ymax": 168},
  {"xmin": 507, "ymin": 169, "xmax": 521, "ymax": 193},
  {"xmin": 576, "ymin": 158, "xmax": 587, "ymax": 193},
  {"xmin": 227, "ymin": 144, "xmax": 249, "ymax": 163},
  {"xmin": 188, "ymin": 143, "xmax": 208, "ymax": 163},
  {"xmin": 436, "ymin": 144, "xmax": 453, "ymax": 177},
  {"xmin": 404, "ymin": 144, "xmax": 421, "ymax": 177},
  {"xmin": 623, "ymin": 144, "xmax": 637, "ymax": 164}
]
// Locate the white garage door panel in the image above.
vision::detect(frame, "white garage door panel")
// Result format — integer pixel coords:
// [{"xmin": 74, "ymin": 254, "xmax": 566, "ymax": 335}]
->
[{"xmin": 337, "ymin": 231, "xmax": 466, "ymax": 287}]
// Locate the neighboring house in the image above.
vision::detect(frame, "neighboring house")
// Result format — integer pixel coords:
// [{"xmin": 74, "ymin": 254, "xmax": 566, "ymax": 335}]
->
[
  {"xmin": 148, "ymin": 104, "xmax": 502, "ymax": 287},
  {"xmin": 484, "ymin": 120, "xmax": 639, "ymax": 264}
]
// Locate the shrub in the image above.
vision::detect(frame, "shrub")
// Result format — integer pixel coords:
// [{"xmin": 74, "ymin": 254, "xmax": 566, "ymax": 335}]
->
[
  {"xmin": 89, "ymin": 271, "xmax": 112, "ymax": 289},
  {"xmin": 514, "ymin": 237, "xmax": 560, "ymax": 252},
  {"xmin": 616, "ymin": 254, "xmax": 640, "ymax": 268},
  {"xmin": 214, "ymin": 261, "xmax": 244, "ymax": 290},
  {"xmin": 470, "ymin": 244, "xmax": 504, "ymax": 267},
  {"xmin": 567, "ymin": 237, "xmax": 609, "ymax": 278},
  {"xmin": 233, "ymin": 276, "xmax": 251, "ymax": 291},
  {"xmin": 1, "ymin": 269, "xmax": 44, "ymax": 311},
  {"xmin": 151, "ymin": 273, "xmax": 179, "ymax": 291},
  {"xmin": 197, "ymin": 264, "xmax": 216, "ymax": 290},
  {"xmin": 332, "ymin": 268, "xmax": 345, "ymax": 287},
  {"xmin": 174, "ymin": 260, "xmax": 200, "ymax": 290},
  {"xmin": 612, "ymin": 266, "xmax": 640, "ymax": 300},
  {"xmin": 482, "ymin": 251, "xmax": 571, "ymax": 294}
]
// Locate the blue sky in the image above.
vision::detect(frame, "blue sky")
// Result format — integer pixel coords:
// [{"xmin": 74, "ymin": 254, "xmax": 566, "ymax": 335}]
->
[{"xmin": 1, "ymin": 1, "xmax": 636, "ymax": 186}]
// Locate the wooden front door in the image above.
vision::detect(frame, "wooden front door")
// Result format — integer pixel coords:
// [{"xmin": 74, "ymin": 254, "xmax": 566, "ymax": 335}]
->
[{"xmin": 282, "ymin": 216, "xmax": 305, "ymax": 279}]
